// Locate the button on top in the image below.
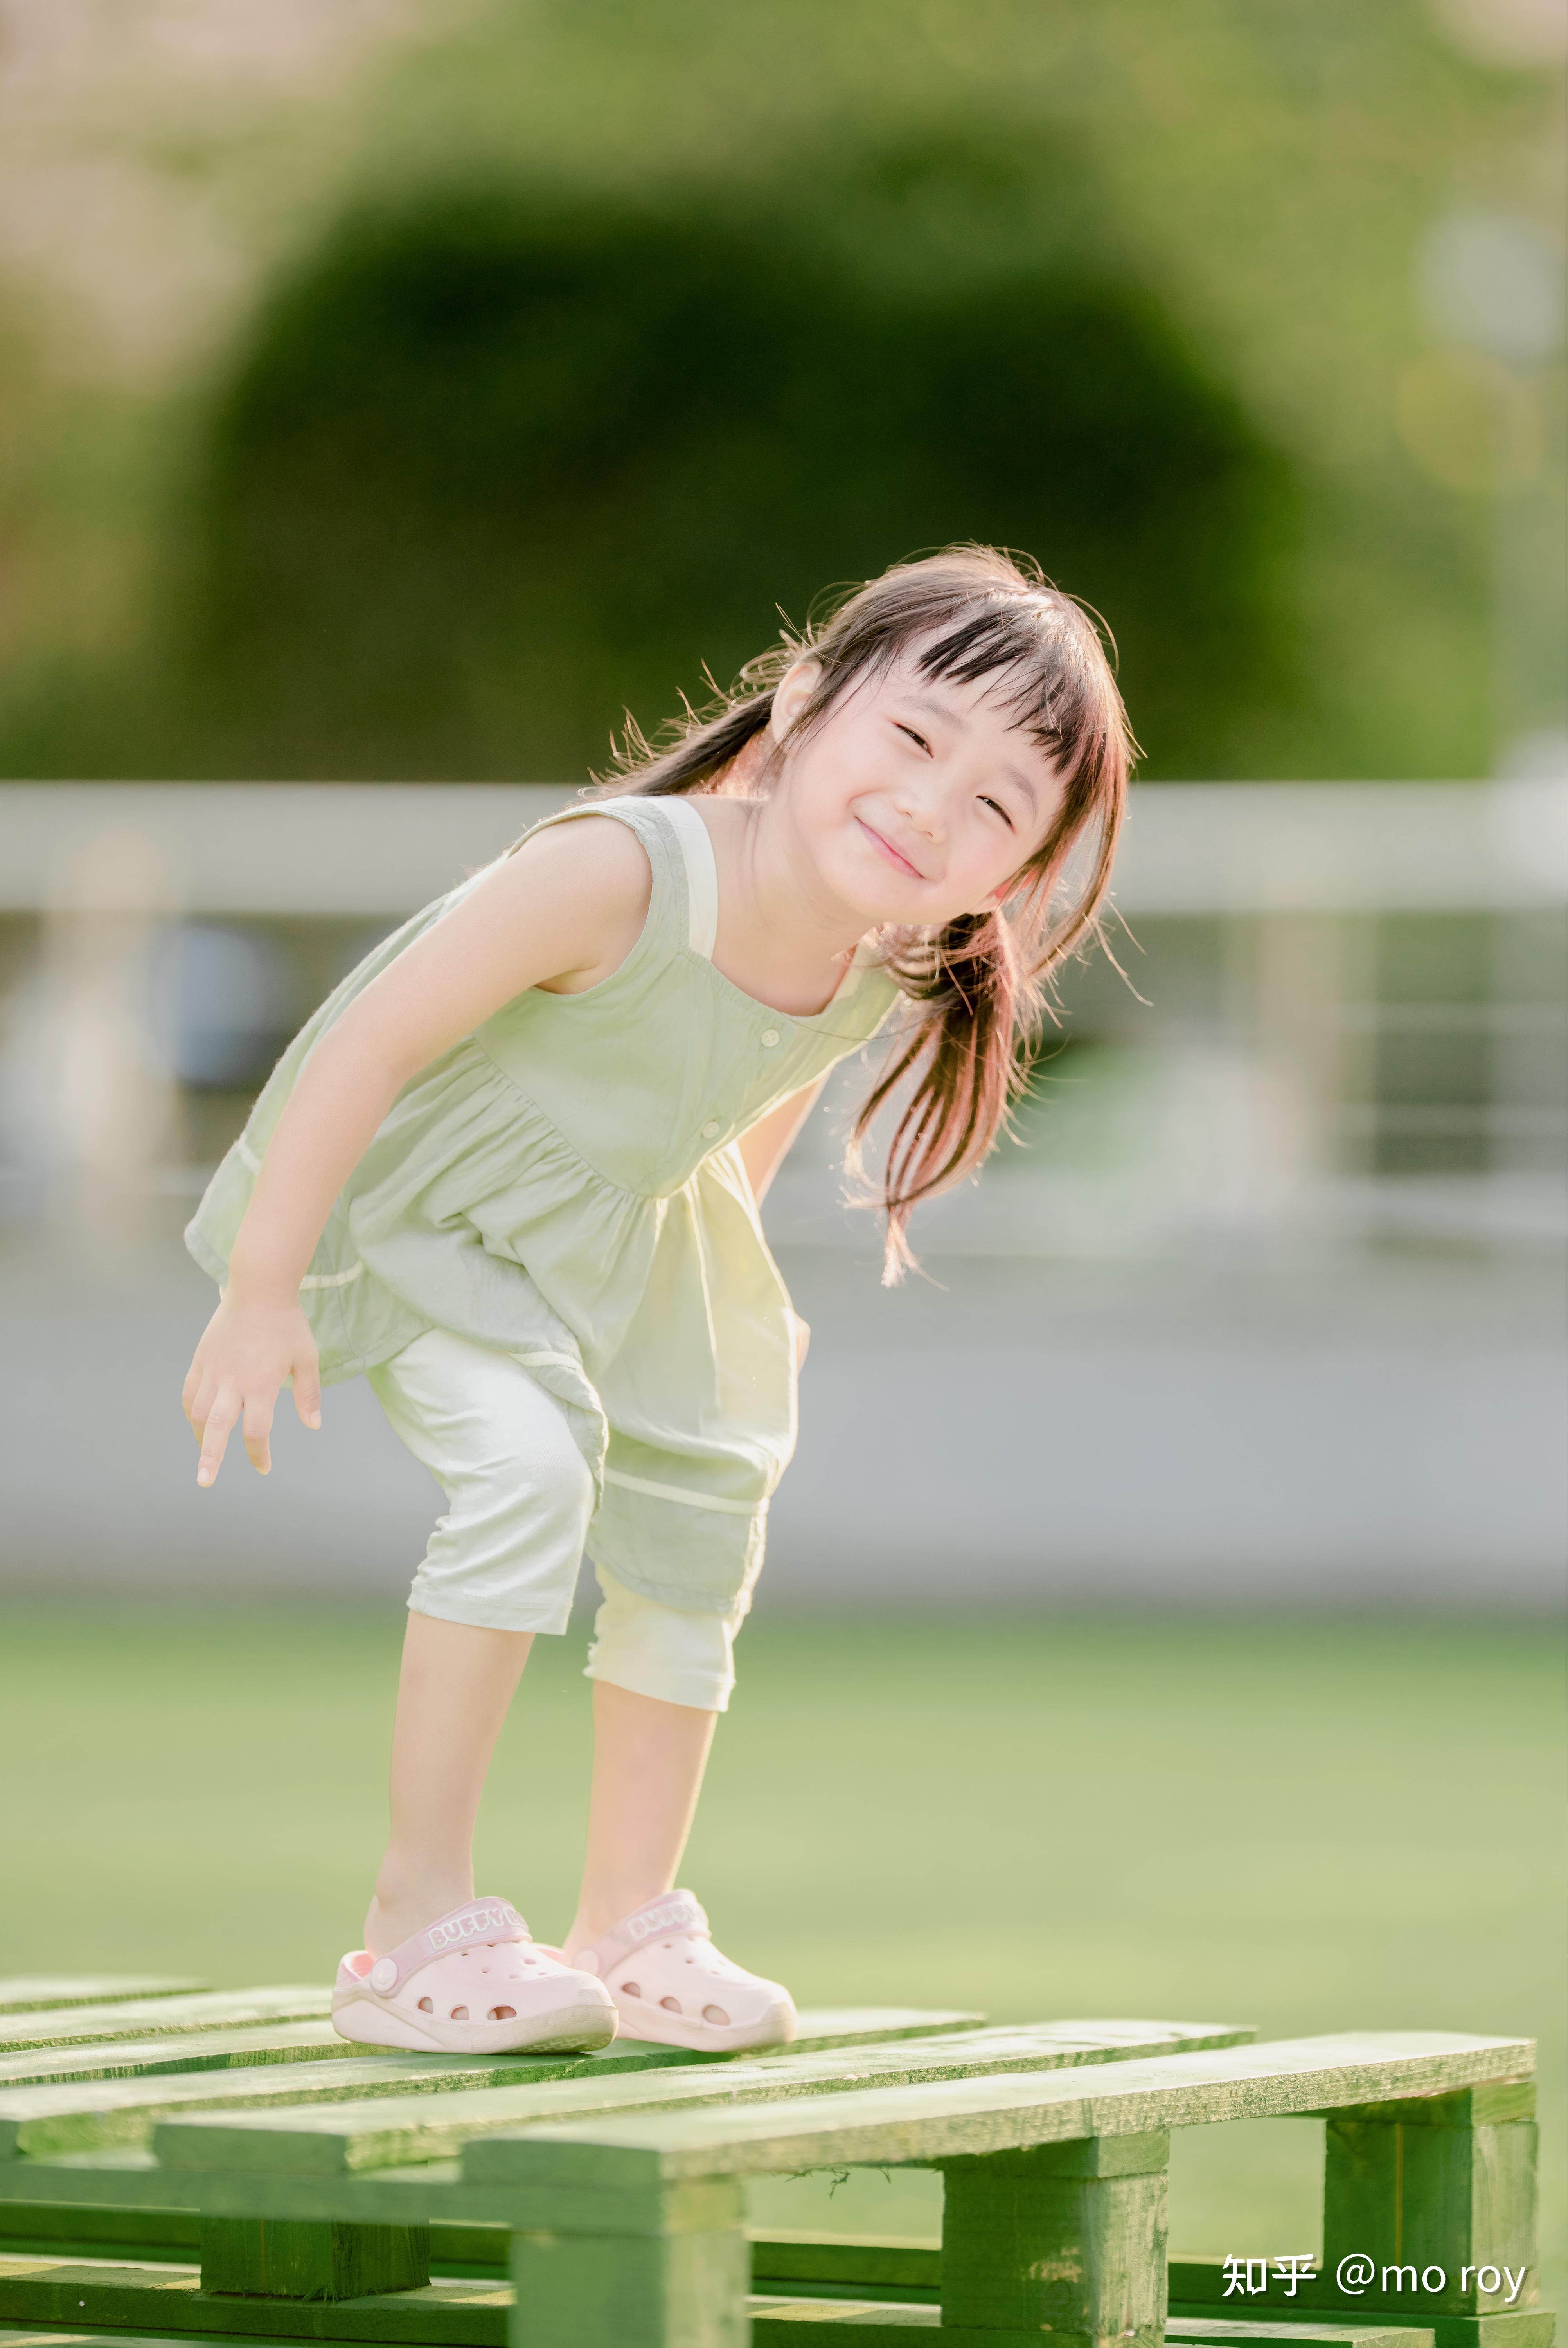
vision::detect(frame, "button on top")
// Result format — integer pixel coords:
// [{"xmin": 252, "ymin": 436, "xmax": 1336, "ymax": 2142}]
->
[
  {"xmin": 701, "ymin": 1119, "xmax": 721, "ymax": 1139},
  {"xmin": 760, "ymin": 1028, "xmax": 781, "ymax": 1048}
]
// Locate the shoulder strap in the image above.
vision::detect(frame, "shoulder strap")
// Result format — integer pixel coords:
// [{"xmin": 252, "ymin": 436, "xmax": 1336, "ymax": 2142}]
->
[
  {"xmin": 653, "ymin": 797, "xmax": 719, "ymax": 959},
  {"xmin": 519, "ymin": 793, "xmax": 717, "ymax": 960}
]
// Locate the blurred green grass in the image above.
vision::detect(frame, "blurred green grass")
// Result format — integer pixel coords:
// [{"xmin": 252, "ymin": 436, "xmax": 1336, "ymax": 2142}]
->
[{"xmin": 0, "ymin": 1608, "xmax": 1561, "ymax": 2296}]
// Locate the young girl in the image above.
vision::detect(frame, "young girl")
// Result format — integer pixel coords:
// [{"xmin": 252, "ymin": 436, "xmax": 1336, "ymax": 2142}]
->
[{"xmin": 182, "ymin": 546, "xmax": 1131, "ymax": 2058}]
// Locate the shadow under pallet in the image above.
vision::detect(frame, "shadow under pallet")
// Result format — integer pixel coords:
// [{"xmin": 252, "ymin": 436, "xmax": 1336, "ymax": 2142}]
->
[{"xmin": 0, "ymin": 1977, "xmax": 1550, "ymax": 2348}]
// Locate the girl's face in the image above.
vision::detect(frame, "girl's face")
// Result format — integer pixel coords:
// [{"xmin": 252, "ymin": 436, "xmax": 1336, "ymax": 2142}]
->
[{"xmin": 770, "ymin": 649, "xmax": 1067, "ymax": 927}]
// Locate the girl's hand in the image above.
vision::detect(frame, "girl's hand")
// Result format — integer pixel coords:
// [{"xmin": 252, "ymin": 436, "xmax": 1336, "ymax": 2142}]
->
[
  {"xmin": 792, "ymin": 1313, "xmax": 811, "ymax": 1371},
  {"xmin": 182, "ymin": 1289, "xmax": 322, "ymax": 1488}
]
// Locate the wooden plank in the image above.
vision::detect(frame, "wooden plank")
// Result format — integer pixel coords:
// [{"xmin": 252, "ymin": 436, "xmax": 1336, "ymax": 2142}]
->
[
  {"xmin": 0, "ymin": 2256, "xmax": 508, "ymax": 2345},
  {"xmin": 749, "ymin": 2234, "xmax": 940, "ymax": 2295},
  {"xmin": 1167, "ymin": 2271, "xmax": 1555, "ymax": 2348},
  {"xmin": 1171, "ymin": 2327, "xmax": 1439, "ymax": 2346},
  {"xmin": 0, "ymin": 2323, "xmax": 1476, "ymax": 2348},
  {"xmin": 1336, "ymin": 2089, "xmax": 1536, "ymax": 2130},
  {"xmin": 0, "ymin": 2333, "xmax": 484, "ymax": 2348},
  {"xmin": 0, "ymin": 2157, "xmax": 327, "ymax": 2224},
  {"xmin": 0, "ymin": 1986, "xmax": 206, "ymax": 2020},
  {"xmin": 0, "ymin": 2336, "xmax": 408, "ymax": 2348},
  {"xmin": 0, "ymin": 2038, "xmax": 724, "ymax": 2159},
  {"xmin": 748, "ymin": 2316, "xmax": 1447, "ymax": 2343},
  {"xmin": 785, "ymin": 2012, "xmax": 984, "ymax": 2051},
  {"xmin": 0, "ymin": 1995, "xmax": 332, "ymax": 2057},
  {"xmin": 748, "ymin": 2288, "xmax": 1554, "ymax": 2348},
  {"xmin": 0, "ymin": 2201, "xmax": 502, "ymax": 2278},
  {"xmin": 749, "ymin": 2312, "xmax": 1550, "ymax": 2348},
  {"xmin": 460, "ymin": 2032, "xmax": 1535, "ymax": 2189},
  {"xmin": 0, "ymin": 2334, "xmax": 250, "ymax": 2348},
  {"xmin": 1171, "ymin": 2318, "xmax": 1553, "ymax": 2348},
  {"xmin": 147, "ymin": 2020, "xmax": 1254, "ymax": 2178},
  {"xmin": 0, "ymin": 2025, "xmax": 387, "ymax": 2093},
  {"xmin": 0, "ymin": 2008, "xmax": 982, "ymax": 2096},
  {"xmin": 200, "ymin": 2218, "xmax": 429, "ymax": 2302},
  {"xmin": 990, "ymin": 2022, "xmax": 1259, "ymax": 2053},
  {"xmin": 940, "ymin": 2131, "xmax": 1169, "ymax": 2344},
  {"xmin": 512, "ymin": 2217, "xmax": 747, "ymax": 2348},
  {"xmin": 752, "ymin": 2306, "xmax": 939, "ymax": 2337},
  {"xmin": 783, "ymin": 2015, "xmax": 1250, "ymax": 2056},
  {"xmin": 0, "ymin": 2206, "xmax": 198, "ymax": 2258},
  {"xmin": 1324, "ymin": 2101, "xmax": 1539, "ymax": 2317}
]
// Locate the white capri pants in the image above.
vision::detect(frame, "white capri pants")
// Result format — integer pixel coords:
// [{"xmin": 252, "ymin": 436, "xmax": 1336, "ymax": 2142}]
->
[{"xmin": 367, "ymin": 1327, "xmax": 744, "ymax": 1712}]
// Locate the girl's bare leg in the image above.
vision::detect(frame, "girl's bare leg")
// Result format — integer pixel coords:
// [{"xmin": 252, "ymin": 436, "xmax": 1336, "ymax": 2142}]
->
[
  {"xmin": 563, "ymin": 1680, "xmax": 718, "ymax": 1952},
  {"xmin": 365, "ymin": 1613, "xmax": 533, "ymax": 1955}
]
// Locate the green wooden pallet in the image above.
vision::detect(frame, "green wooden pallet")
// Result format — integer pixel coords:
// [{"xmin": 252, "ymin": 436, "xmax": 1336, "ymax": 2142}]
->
[
  {"xmin": 0, "ymin": 1988, "xmax": 207, "ymax": 2023},
  {"xmin": 0, "ymin": 1982, "xmax": 1548, "ymax": 2348}
]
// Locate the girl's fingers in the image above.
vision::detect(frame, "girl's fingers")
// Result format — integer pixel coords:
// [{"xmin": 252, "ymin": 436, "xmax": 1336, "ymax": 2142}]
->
[
  {"xmin": 183, "ymin": 1352, "xmax": 220, "ymax": 1428},
  {"xmin": 242, "ymin": 1393, "xmax": 275, "ymax": 1476},
  {"xmin": 292, "ymin": 1357, "xmax": 322, "ymax": 1432},
  {"xmin": 196, "ymin": 1394, "xmax": 239, "ymax": 1487}
]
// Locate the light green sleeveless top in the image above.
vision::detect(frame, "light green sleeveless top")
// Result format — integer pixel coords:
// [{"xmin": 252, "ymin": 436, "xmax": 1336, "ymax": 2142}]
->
[{"xmin": 187, "ymin": 795, "xmax": 900, "ymax": 1615}]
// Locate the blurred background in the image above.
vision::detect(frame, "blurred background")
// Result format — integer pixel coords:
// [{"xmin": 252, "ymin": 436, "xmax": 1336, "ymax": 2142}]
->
[{"xmin": 0, "ymin": 0, "xmax": 1563, "ymax": 2296}]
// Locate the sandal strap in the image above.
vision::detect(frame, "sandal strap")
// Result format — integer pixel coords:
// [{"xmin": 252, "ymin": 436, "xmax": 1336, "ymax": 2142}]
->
[
  {"xmin": 575, "ymin": 1890, "xmax": 709, "ymax": 1979},
  {"xmin": 365, "ymin": 1896, "xmax": 527, "ymax": 1996}
]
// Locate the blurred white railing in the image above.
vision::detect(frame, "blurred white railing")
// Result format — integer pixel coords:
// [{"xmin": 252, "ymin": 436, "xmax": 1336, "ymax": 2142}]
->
[
  {"xmin": 2, "ymin": 778, "xmax": 1562, "ymax": 913},
  {"xmin": 1, "ymin": 778, "xmax": 1562, "ymax": 1255}
]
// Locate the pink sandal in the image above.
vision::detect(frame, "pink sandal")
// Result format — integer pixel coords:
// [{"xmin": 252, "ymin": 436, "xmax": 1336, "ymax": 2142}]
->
[
  {"xmin": 332, "ymin": 1897, "xmax": 617, "ymax": 2054},
  {"xmin": 565, "ymin": 1891, "xmax": 797, "ymax": 2054}
]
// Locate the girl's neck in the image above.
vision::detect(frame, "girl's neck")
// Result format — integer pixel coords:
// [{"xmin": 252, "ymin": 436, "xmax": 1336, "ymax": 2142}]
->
[{"xmin": 687, "ymin": 790, "xmax": 869, "ymax": 1021}]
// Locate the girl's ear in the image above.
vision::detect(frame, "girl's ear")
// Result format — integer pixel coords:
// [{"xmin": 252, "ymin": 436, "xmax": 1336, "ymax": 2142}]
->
[{"xmin": 770, "ymin": 657, "xmax": 822, "ymax": 739}]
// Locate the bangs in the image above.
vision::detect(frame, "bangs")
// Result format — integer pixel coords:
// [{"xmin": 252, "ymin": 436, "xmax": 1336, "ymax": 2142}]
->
[{"xmin": 914, "ymin": 600, "xmax": 1104, "ymax": 767}]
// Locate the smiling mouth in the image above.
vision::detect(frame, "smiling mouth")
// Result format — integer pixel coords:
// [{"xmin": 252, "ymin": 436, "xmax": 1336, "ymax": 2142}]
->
[{"xmin": 855, "ymin": 815, "xmax": 924, "ymax": 879}]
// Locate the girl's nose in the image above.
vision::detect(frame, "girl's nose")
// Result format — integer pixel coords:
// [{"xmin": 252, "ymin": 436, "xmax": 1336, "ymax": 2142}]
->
[{"xmin": 893, "ymin": 789, "xmax": 944, "ymax": 843}]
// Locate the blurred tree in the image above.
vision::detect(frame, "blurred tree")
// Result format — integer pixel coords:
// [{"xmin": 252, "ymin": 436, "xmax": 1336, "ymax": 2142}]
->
[
  {"xmin": 1, "ymin": 0, "xmax": 1553, "ymax": 783},
  {"xmin": 180, "ymin": 138, "xmax": 1296, "ymax": 780}
]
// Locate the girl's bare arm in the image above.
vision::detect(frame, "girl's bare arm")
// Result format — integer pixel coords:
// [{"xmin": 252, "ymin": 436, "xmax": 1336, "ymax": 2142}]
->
[
  {"xmin": 738, "ymin": 1079, "xmax": 829, "ymax": 1373},
  {"xmin": 737, "ymin": 1079, "xmax": 827, "ymax": 1206},
  {"xmin": 182, "ymin": 819, "xmax": 651, "ymax": 1489}
]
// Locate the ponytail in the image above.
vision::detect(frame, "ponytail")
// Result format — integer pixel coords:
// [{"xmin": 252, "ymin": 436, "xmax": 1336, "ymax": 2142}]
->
[
  {"xmin": 602, "ymin": 667, "xmax": 783, "ymax": 798},
  {"xmin": 850, "ymin": 907, "xmax": 1021, "ymax": 1277}
]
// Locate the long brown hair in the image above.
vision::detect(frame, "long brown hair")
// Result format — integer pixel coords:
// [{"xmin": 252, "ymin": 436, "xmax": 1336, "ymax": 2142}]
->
[{"xmin": 603, "ymin": 546, "xmax": 1135, "ymax": 1277}]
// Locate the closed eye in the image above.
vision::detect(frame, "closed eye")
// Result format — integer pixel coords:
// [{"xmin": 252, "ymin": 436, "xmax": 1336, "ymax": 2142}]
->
[
  {"xmin": 980, "ymin": 795, "xmax": 1015, "ymax": 828},
  {"xmin": 894, "ymin": 722, "xmax": 931, "ymax": 754}
]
